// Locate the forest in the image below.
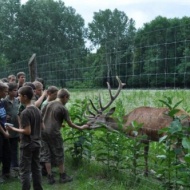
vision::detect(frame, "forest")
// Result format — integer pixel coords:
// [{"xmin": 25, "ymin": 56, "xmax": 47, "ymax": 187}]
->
[{"xmin": 0, "ymin": 0, "xmax": 190, "ymax": 88}]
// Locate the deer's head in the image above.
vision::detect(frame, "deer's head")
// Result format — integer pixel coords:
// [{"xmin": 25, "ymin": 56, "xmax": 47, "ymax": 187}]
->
[{"xmin": 86, "ymin": 76, "xmax": 125, "ymax": 131}]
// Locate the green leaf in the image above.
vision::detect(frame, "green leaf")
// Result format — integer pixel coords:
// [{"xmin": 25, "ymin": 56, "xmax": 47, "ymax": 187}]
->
[
  {"xmin": 176, "ymin": 180, "xmax": 187, "ymax": 185},
  {"xmin": 184, "ymin": 153, "xmax": 190, "ymax": 163},
  {"xmin": 159, "ymin": 135, "xmax": 168, "ymax": 143},
  {"xmin": 96, "ymin": 158, "xmax": 107, "ymax": 162},
  {"xmin": 173, "ymin": 99, "xmax": 183, "ymax": 109},
  {"xmin": 173, "ymin": 147, "xmax": 183, "ymax": 155},
  {"xmin": 169, "ymin": 120, "xmax": 182, "ymax": 134},
  {"xmin": 156, "ymin": 155, "xmax": 167, "ymax": 159},
  {"xmin": 159, "ymin": 127, "xmax": 169, "ymax": 134},
  {"xmin": 159, "ymin": 99, "xmax": 172, "ymax": 109},
  {"xmin": 182, "ymin": 137, "xmax": 190, "ymax": 150},
  {"xmin": 168, "ymin": 109, "xmax": 180, "ymax": 117},
  {"xmin": 96, "ymin": 152, "xmax": 108, "ymax": 157}
]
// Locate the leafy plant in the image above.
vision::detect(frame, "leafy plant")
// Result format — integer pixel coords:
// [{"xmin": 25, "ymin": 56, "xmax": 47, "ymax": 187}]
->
[
  {"xmin": 125, "ymin": 121, "xmax": 147, "ymax": 177},
  {"xmin": 158, "ymin": 96, "xmax": 190, "ymax": 189},
  {"xmin": 63, "ymin": 98, "xmax": 93, "ymax": 166}
]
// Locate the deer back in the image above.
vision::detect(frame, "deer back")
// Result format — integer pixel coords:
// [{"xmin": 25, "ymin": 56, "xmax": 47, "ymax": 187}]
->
[{"xmin": 123, "ymin": 107, "xmax": 190, "ymax": 141}]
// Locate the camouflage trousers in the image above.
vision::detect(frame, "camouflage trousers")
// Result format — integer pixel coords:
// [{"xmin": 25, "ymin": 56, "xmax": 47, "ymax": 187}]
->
[
  {"xmin": 40, "ymin": 134, "xmax": 64, "ymax": 165},
  {"xmin": 20, "ymin": 146, "xmax": 43, "ymax": 190}
]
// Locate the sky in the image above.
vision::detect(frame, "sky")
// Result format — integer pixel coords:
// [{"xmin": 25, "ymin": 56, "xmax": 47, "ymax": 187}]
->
[{"xmin": 20, "ymin": 0, "xmax": 190, "ymax": 28}]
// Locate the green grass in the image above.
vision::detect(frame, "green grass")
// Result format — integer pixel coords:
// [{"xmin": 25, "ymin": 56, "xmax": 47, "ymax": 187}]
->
[
  {"xmin": 70, "ymin": 88, "xmax": 190, "ymax": 112},
  {"xmin": 0, "ymin": 155, "xmax": 165, "ymax": 190}
]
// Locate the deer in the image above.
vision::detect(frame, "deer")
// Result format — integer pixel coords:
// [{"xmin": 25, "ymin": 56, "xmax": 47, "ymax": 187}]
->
[{"xmin": 86, "ymin": 76, "xmax": 190, "ymax": 176}]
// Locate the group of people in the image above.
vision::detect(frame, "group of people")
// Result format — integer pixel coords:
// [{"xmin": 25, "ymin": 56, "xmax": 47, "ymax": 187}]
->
[{"xmin": 0, "ymin": 72, "xmax": 90, "ymax": 190}]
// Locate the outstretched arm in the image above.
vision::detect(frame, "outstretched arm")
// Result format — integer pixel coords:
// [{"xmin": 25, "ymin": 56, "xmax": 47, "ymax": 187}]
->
[
  {"xmin": 6, "ymin": 124, "xmax": 31, "ymax": 135},
  {"xmin": 66, "ymin": 120, "xmax": 89, "ymax": 130}
]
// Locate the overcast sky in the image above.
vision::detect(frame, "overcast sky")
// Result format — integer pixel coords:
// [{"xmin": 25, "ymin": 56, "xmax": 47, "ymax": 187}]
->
[{"xmin": 21, "ymin": 0, "xmax": 190, "ymax": 28}]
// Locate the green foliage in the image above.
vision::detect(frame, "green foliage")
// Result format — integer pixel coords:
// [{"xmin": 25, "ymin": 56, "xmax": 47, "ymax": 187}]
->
[
  {"xmin": 88, "ymin": 8, "xmax": 136, "ymax": 83},
  {"xmin": 0, "ymin": 0, "xmax": 21, "ymax": 62},
  {"xmin": 64, "ymin": 128, "xmax": 92, "ymax": 166},
  {"xmin": 66, "ymin": 79, "xmax": 96, "ymax": 89},
  {"xmin": 159, "ymin": 96, "xmax": 183, "ymax": 117},
  {"xmin": 133, "ymin": 16, "xmax": 190, "ymax": 88},
  {"xmin": 94, "ymin": 129, "xmax": 128, "ymax": 172},
  {"xmin": 125, "ymin": 121, "xmax": 146, "ymax": 176},
  {"xmin": 157, "ymin": 96, "xmax": 190, "ymax": 189},
  {"xmin": 63, "ymin": 98, "xmax": 93, "ymax": 166},
  {"xmin": 0, "ymin": 0, "xmax": 86, "ymax": 64}
]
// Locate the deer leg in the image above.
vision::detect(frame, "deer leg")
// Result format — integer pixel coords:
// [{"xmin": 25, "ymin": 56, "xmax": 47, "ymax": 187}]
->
[{"xmin": 144, "ymin": 142, "xmax": 149, "ymax": 176}]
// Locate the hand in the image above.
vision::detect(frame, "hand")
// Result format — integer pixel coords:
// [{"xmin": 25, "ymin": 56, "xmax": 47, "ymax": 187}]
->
[
  {"xmin": 42, "ymin": 90, "xmax": 47, "ymax": 97},
  {"xmin": 6, "ymin": 125, "xmax": 13, "ymax": 131},
  {"xmin": 81, "ymin": 124, "xmax": 90, "ymax": 129},
  {"xmin": 4, "ymin": 130, "xmax": 10, "ymax": 138}
]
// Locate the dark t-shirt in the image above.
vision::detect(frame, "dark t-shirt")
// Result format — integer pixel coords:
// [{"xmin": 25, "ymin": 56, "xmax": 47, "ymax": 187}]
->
[
  {"xmin": 42, "ymin": 100, "xmax": 70, "ymax": 137},
  {"xmin": 20, "ymin": 105, "xmax": 42, "ymax": 148}
]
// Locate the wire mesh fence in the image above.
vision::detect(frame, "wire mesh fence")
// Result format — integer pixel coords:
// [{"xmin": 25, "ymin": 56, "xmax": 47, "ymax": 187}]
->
[
  {"xmin": 0, "ymin": 24, "xmax": 190, "ymax": 189},
  {"xmin": 1, "ymin": 25, "xmax": 190, "ymax": 89}
]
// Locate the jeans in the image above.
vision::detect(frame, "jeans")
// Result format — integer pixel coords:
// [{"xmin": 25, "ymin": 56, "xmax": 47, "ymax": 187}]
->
[{"xmin": 0, "ymin": 134, "xmax": 11, "ymax": 175}]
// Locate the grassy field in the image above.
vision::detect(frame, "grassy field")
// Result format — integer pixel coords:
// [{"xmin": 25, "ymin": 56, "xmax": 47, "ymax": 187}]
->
[
  {"xmin": 1, "ymin": 89, "xmax": 190, "ymax": 190},
  {"xmin": 0, "ymin": 155, "xmax": 164, "ymax": 190},
  {"xmin": 75, "ymin": 88, "xmax": 190, "ymax": 111}
]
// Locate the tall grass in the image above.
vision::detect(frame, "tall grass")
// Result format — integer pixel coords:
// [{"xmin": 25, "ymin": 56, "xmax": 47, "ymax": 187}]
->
[{"xmin": 70, "ymin": 89, "xmax": 190, "ymax": 112}]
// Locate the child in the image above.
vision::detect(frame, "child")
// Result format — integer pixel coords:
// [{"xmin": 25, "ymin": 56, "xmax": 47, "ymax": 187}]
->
[
  {"xmin": 41, "ymin": 86, "xmax": 58, "ymax": 110},
  {"xmin": 17, "ymin": 82, "xmax": 36, "ymax": 117},
  {"xmin": 0, "ymin": 82, "xmax": 11, "ymax": 183},
  {"xmin": 6, "ymin": 86, "xmax": 44, "ymax": 190},
  {"xmin": 40, "ymin": 86, "xmax": 58, "ymax": 176},
  {"xmin": 8, "ymin": 75, "xmax": 16, "ymax": 83},
  {"xmin": 32, "ymin": 81, "xmax": 47, "ymax": 108},
  {"xmin": 41, "ymin": 88, "xmax": 89, "ymax": 184},
  {"xmin": 3, "ymin": 83, "xmax": 19, "ymax": 171},
  {"xmin": 17, "ymin": 72, "xmax": 26, "ymax": 89}
]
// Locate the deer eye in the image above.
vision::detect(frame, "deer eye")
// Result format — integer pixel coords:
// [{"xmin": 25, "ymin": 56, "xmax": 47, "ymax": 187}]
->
[{"xmin": 95, "ymin": 114, "xmax": 100, "ymax": 118}]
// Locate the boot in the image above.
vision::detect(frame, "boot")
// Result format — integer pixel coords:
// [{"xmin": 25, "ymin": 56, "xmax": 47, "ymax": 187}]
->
[
  {"xmin": 41, "ymin": 164, "xmax": 48, "ymax": 176},
  {"xmin": 59, "ymin": 173, "xmax": 73, "ymax": 183},
  {"xmin": 47, "ymin": 174, "xmax": 55, "ymax": 185},
  {"xmin": 0, "ymin": 177, "xmax": 4, "ymax": 183}
]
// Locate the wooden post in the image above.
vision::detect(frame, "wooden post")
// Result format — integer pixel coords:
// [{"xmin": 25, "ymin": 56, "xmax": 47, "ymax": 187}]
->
[{"xmin": 28, "ymin": 53, "xmax": 37, "ymax": 82}]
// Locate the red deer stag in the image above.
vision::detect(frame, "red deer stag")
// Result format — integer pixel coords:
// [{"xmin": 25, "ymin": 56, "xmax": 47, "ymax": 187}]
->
[{"xmin": 87, "ymin": 76, "xmax": 190, "ymax": 176}]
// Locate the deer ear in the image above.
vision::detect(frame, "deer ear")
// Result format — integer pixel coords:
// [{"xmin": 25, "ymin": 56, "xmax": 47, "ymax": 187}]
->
[{"xmin": 106, "ymin": 107, "xmax": 116, "ymax": 116}]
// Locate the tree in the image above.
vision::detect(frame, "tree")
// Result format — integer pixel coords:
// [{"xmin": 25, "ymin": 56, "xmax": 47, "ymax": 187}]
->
[
  {"xmin": 88, "ymin": 9, "xmax": 136, "ymax": 85},
  {"xmin": 133, "ymin": 16, "xmax": 190, "ymax": 88},
  {"xmin": 17, "ymin": 0, "xmax": 86, "ymax": 57},
  {"xmin": 0, "ymin": 0, "xmax": 21, "ymax": 62}
]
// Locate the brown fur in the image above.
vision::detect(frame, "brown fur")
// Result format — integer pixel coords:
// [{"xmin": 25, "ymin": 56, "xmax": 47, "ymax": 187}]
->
[{"xmin": 122, "ymin": 107, "xmax": 190, "ymax": 141}]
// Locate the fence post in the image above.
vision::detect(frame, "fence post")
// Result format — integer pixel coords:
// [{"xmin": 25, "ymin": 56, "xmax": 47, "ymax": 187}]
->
[{"xmin": 28, "ymin": 53, "xmax": 37, "ymax": 82}]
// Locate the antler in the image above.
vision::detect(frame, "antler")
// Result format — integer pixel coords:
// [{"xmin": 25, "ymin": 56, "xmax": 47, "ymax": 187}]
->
[
  {"xmin": 84, "ymin": 104, "xmax": 96, "ymax": 117},
  {"xmin": 89, "ymin": 76, "xmax": 125, "ymax": 114}
]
